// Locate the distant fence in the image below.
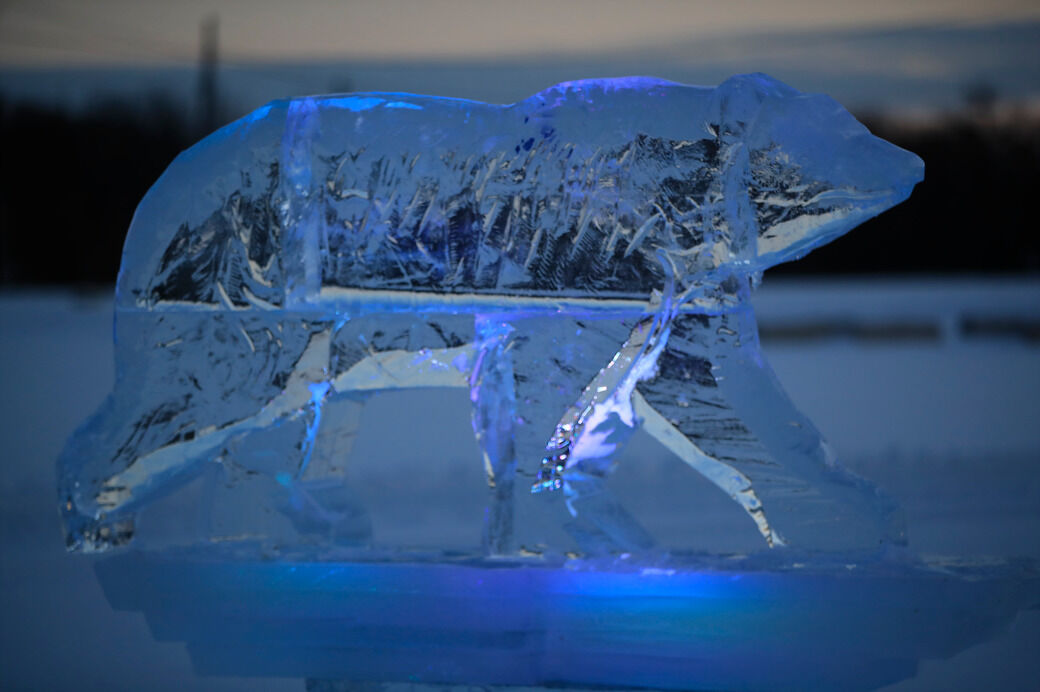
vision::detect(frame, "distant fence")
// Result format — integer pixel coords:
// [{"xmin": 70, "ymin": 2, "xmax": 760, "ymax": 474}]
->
[{"xmin": 754, "ymin": 278, "xmax": 1040, "ymax": 345}]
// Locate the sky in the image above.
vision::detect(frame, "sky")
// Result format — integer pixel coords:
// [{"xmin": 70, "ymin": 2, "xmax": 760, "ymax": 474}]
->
[
  {"xmin": 2, "ymin": 0, "xmax": 1039, "ymax": 65},
  {"xmin": 1, "ymin": 0, "xmax": 1038, "ymax": 115}
]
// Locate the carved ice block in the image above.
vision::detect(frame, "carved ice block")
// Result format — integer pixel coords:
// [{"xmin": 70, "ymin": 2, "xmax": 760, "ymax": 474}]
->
[{"xmin": 58, "ymin": 74, "xmax": 923, "ymax": 556}]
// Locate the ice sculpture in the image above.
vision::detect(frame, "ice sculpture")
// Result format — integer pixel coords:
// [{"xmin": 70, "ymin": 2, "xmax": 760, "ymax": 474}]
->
[{"xmin": 59, "ymin": 73, "xmax": 923, "ymax": 557}]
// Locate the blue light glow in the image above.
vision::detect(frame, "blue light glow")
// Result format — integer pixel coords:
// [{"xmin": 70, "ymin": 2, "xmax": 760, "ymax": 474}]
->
[
  {"xmin": 94, "ymin": 551, "xmax": 1040, "ymax": 690},
  {"xmin": 385, "ymin": 101, "xmax": 424, "ymax": 110},
  {"xmin": 327, "ymin": 95, "xmax": 386, "ymax": 112}
]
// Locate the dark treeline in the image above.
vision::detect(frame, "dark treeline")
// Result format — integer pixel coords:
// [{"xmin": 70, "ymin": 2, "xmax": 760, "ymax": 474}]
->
[
  {"xmin": 0, "ymin": 97, "xmax": 191, "ymax": 286},
  {"xmin": 1, "ymin": 97, "xmax": 1038, "ymax": 286}
]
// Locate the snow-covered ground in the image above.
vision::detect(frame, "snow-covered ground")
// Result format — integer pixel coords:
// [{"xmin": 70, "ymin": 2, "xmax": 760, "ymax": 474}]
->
[{"xmin": 1, "ymin": 278, "xmax": 1038, "ymax": 691}]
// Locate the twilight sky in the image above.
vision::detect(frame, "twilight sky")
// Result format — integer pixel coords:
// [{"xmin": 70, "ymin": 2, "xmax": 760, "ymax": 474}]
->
[
  {"xmin": 1, "ymin": 0, "xmax": 1038, "ymax": 115},
  {"xmin": 2, "ymin": 0, "xmax": 1038, "ymax": 65}
]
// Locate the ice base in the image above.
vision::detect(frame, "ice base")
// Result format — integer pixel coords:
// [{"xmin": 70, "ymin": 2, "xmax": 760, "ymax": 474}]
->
[{"xmin": 96, "ymin": 548, "xmax": 1039, "ymax": 692}]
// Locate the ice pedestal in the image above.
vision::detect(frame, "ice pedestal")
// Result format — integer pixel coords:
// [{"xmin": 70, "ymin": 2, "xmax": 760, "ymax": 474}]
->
[{"xmin": 95, "ymin": 550, "xmax": 1040, "ymax": 692}]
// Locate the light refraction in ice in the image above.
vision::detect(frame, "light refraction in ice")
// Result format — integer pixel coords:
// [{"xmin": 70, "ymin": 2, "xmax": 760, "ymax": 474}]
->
[{"xmin": 59, "ymin": 74, "xmax": 923, "ymax": 555}]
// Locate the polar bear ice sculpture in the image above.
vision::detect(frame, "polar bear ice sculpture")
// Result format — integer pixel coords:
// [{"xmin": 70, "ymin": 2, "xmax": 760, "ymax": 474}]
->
[{"xmin": 59, "ymin": 74, "xmax": 922, "ymax": 555}]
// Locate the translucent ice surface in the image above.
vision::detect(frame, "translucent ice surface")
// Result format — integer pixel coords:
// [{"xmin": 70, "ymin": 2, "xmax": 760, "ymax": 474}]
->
[{"xmin": 59, "ymin": 74, "xmax": 923, "ymax": 556}]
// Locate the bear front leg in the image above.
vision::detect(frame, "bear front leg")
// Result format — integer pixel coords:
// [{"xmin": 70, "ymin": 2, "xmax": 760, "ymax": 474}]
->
[{"xmin": 470, "ymin": 317, "xmax": 519, "ymax": 556}]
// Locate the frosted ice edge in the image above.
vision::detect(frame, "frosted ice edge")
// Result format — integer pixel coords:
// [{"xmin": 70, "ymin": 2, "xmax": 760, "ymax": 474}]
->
[{"xmin": 60, "ymin": 74, "xmax": 922, "ymax": 556}]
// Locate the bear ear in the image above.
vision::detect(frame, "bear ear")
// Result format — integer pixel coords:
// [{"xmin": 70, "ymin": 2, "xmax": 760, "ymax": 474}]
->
[{"xmin": 718, "ymin": 72, "xmax": 801, "ymax": 100}]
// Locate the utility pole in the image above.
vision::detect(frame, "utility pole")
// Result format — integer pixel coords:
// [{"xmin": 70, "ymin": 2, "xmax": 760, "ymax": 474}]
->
[{"xmin": 197, "ymin": 13, "xmax": 219, "ymax": 135}]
